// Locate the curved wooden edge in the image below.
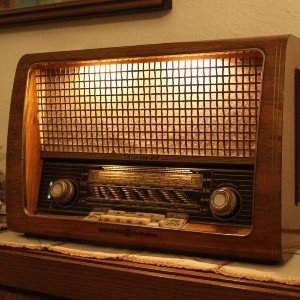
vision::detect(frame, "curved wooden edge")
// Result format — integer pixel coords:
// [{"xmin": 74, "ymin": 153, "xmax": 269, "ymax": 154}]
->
[
  {"xmin": 0, "ymin": 0, "xmax": 172, "ymax": 27},
  {"xmin": 0, "ymin": 245, "xmax": 299, "ymax": 300}
]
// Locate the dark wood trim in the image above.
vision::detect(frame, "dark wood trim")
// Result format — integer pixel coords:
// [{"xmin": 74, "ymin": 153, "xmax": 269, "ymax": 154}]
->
[
  {"xmin": 0, "ymin": 286, "xmax": 56, "ymax": 300},
  {"xmin": 0, "ymin": 246, "xmax": 299, "ymax": 299},
  {"xmin": 40, "ymin": 151, "xmax": 256, "ymax": 165},
  {"xmin": 0, "ymin": 0, "xmax": 172, "ymax": 27}
]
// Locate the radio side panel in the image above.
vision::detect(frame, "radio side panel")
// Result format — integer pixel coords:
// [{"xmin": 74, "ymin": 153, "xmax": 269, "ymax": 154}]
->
[
  {"xmin": 25, "ymin": 69, "xmax": 43, "ymax": 214},
  {"xmin": 6, "ymin": 56, "xmax": 32, "ymax": 230},
  {"xmin": 281, "ymin": 35, "xmax": 300, "ymax": 259},
  {"xmin": 6, "ymin": 35, "xmax": 295, "ymax": 262},
  {"xmin": 250, "ymin": 36, "xmax": 286, "ymax": 260}
]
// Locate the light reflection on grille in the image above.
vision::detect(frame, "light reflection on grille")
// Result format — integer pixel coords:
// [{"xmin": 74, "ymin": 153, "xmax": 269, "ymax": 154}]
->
[{"xmin": 36, "ymin": 50, "xmax": 264, "ymax": 157}]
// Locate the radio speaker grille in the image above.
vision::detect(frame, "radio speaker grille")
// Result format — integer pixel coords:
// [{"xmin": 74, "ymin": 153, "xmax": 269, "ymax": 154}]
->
[{"xmin": 35, "ymin": 50, "xmax": 264, "ymax": 157}]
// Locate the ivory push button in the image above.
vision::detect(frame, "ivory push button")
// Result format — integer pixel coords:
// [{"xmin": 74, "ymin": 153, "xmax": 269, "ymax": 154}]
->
[{"xmin": 50, "ymin": 179, "xmax": 75, "ymax": 205}]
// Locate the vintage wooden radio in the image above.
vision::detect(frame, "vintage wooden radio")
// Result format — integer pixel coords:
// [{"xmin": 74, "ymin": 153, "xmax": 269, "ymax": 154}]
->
[{"xmin": 6, "ymin": 35, "xmax": 300, "ymax": 261}]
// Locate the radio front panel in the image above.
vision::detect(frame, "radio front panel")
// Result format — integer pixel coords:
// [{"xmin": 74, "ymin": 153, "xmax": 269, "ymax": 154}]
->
[
  {"xmin": 32, "ymin": 49, "xmax": 262, "ymax": 234},
  {"xmin": 7, "ymin": 36, "xmax": 300, "ymax": 261},
  {"xmin": 37, "ymin": 161, "xmax": 254, "ymax": 229}
]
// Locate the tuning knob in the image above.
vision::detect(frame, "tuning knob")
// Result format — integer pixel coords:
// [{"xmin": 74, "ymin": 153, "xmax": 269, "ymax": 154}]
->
[
  {"xmin": 50, "ymin": 179, "xmax": 75, "ymax": 205},
  {"xmin": 209, "ymin": 187, "xmax": 239, "ymax": 218}
]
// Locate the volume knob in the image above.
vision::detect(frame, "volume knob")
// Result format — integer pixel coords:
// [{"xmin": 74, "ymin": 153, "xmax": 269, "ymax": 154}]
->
[
  {"xmin": 209, "ymin": 187, "xmax": 239, "ymax": 218},
  {"xmin": 50, "ymin": 179, "xmax": 75, "ymax": 205}
]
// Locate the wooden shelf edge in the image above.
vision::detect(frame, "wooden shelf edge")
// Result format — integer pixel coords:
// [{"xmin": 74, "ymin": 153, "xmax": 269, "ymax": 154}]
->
[{"xmin": 0, "ymin": 246, "xmax": 299, "ymax": 300}]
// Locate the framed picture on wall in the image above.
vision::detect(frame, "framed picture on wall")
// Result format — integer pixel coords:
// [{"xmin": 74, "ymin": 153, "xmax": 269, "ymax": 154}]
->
[{"xmin": 0, "ymin": 0, "xmax": 172, "ymax": 26}]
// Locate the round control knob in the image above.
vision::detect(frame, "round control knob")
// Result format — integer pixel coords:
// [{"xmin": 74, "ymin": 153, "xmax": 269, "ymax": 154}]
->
[
  {"xmin": 50, "ymin": 179, "xmax": 75, "ymax": 205},
  {"xmin": 209, "ymin": 187, "xmax": 239, "ymax": 218}
]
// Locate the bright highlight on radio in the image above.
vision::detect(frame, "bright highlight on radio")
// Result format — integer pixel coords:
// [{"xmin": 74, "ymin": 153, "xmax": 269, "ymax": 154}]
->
[{"xmin": 36, "ymin": 50, "xmax": 263, "ymax": 157}]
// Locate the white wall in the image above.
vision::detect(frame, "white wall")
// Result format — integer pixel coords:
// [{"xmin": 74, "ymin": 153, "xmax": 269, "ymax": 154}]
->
[{"xmin": 0, "ymin": 0, "xmax": 300, "ymax": 172}]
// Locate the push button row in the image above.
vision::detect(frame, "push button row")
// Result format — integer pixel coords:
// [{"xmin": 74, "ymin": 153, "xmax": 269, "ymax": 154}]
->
[{"xmin": 84, "ymin": 210, "xmax": 187, "ymax": 229}]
